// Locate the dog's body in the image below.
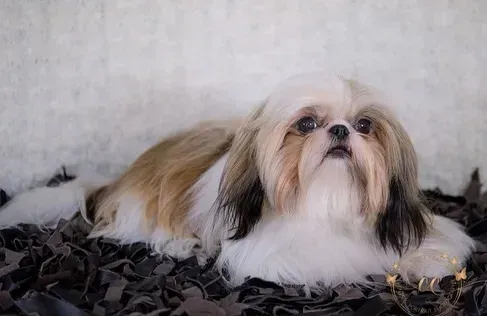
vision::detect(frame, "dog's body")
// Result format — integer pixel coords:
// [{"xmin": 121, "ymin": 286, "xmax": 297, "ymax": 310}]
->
[{"xmin": 0, "ymin": 73, "xmax": 475, "ymax": 290}]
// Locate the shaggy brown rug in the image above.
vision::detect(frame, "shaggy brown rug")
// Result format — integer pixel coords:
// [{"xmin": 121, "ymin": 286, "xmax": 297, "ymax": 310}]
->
[{"xmin": 0, "ymin": 169, "xmax": 486, "ymax": 316}]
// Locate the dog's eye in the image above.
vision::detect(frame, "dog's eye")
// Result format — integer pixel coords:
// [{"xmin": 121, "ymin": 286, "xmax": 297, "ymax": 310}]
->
[
  {"xmin": 296, "ymin": 117, "xmax": 318, "ymax": 134},
  {"xmin": 354, "ymin": 118, "xmax": 372, "ymax": 134}
]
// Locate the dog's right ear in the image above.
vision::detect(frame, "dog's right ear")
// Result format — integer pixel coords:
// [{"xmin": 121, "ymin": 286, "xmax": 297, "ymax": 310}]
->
[{"xmin": 216, "ymin": 105, "xmax": 266, "ymax": 240}]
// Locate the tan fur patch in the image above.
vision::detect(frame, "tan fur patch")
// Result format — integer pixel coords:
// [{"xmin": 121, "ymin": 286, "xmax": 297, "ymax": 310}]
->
[
  {"xmin": 274, "ymin": 133, "xmax": 303, "ymax": 212},
  {"xmin": 88, "ymin": 120, "xmax": 238, "ymax": 238}
]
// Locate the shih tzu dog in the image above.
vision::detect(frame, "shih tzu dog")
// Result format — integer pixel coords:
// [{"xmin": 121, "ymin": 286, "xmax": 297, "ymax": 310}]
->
[{"xmin": 0, "ymin": 72, "xmax": 475, "ymax": 291}]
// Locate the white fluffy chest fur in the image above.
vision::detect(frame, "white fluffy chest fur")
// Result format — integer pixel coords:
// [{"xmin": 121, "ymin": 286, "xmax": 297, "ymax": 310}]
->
[
  {"xmin": 217, "ymin": 216, "xmax": 397, "ymax": 288},
  {"xmin": 188, "ymin": 154, "xmax": 399, "ymax": 288}
]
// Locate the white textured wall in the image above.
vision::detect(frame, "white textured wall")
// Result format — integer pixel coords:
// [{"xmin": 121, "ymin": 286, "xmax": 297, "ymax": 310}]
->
[{"xmin": 1, "ymin": 1, "xmax": 486, "ymax": 195}]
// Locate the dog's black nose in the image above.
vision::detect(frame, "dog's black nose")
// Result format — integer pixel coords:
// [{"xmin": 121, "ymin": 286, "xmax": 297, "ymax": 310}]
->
[{"xmin": 329, "ymin": 124, "xmax": 349, "ymax": 139}]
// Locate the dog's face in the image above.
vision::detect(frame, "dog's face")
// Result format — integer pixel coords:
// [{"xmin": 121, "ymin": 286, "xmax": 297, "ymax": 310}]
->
[{"xmin": 218, "ymin": 73, "xmax": 428, "ymax": 254}]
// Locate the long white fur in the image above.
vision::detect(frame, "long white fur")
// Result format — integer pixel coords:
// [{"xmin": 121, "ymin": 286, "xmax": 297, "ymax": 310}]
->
[
  {"xmin": 0, "ymin": 169, "xmax": 110, "ymax": 229},
  {"xmin": 217, "ymin": 158, "xmax": 390, "ymax": 288},
  {"xmin": 0, "ymin": 185, "xmax": 85, "ymax": 229}
]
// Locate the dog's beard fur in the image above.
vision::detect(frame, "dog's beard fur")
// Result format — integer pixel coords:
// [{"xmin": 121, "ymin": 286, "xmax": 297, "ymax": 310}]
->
[{"xmin": 0, "ymin": 73, "xmax": 475, "ymax": 291}]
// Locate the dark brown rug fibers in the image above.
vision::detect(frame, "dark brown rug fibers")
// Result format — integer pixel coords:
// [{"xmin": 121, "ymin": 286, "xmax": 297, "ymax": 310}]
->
[{"xmin": 0, "ymin": 169, "xmax": 486, "ymax": 316}]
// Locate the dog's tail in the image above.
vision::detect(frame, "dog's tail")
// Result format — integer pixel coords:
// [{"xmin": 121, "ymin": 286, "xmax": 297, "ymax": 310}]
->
[{"xmin": 0, "ymin": 169, "xmax": 112, "ymax": 229}]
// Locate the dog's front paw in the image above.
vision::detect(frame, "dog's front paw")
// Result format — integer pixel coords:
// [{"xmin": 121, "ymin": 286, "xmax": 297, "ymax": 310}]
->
[{"xmin": 396, "ymin": 250, "xmax": 465, "ymax": 284}]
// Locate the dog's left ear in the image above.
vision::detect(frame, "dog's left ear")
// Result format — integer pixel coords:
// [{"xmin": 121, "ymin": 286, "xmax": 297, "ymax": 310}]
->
[
  {"xmin": 216, "ymin": 105, "xmax": 266, "ymax": 240},
  {"xmin": 374, "ymin": 113, "xmax": 429, "ymax": 255}
]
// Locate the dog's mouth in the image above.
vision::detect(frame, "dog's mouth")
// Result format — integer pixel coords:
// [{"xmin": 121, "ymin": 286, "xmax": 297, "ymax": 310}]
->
[{"xmin": 326, "ymin": 145, "xmax": 351, "ymax": 158}]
